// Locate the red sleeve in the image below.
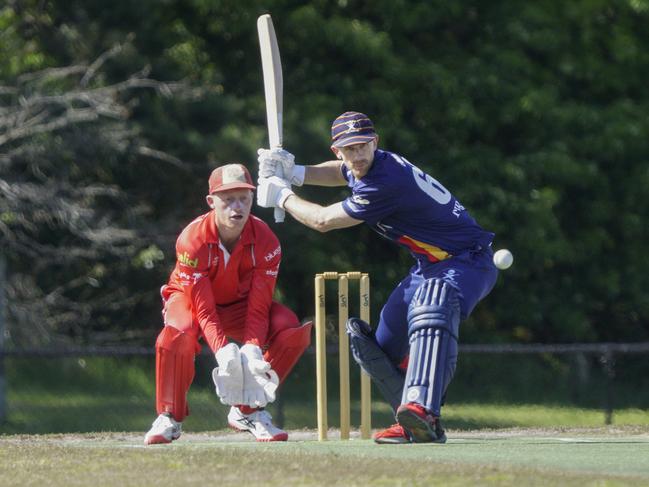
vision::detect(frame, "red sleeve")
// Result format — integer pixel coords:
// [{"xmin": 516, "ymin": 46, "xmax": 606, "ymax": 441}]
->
[
  {"xmin": 175, "ymin": 235, "xmax": 227, "ymax": 352},
  {"xmin": 190, "ymin": 276, "xmax": 228, "ymax": 352},
  {"xmin": 243, "ymin": 227, "xmax": 281, "ymax": 345}
]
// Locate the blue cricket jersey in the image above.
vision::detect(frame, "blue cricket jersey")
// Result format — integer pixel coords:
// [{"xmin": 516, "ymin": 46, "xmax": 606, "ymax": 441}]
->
[{"xmin": 341, "ymin": 149, "xmax": 494, "ymax": 263}]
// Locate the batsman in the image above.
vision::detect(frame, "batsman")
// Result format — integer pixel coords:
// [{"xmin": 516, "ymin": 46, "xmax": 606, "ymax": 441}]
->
[
  {"xmin": 144, "ymin": 163, "xmax": 311, "ymax": 444},
  {"xmin": 256, "ymin": 112, "xmax": 498, "ymax": 444}
]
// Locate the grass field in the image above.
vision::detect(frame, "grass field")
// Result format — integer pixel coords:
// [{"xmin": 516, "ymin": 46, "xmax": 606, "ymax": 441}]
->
[
  {"xmin": 5, "ymin": 387, "xmax": 649, "ymax": 435},
  {"xmin": 4, "ymin": 356, "xmax": 649, "ymax": 485},
  {"xmin": 2, "ymin": 426, "xmax": 649, "ymax": 486}
]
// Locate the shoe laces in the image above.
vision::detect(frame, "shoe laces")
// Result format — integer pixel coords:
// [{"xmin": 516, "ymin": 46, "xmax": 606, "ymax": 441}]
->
[
  {"xmin": 253, "ymin": 409, "xmax": 274, "ymax": 427},
  {"xmin": 376, "ymin": 424, "xmax": 404, "ymax": 434},
  {"xmin": 154, "ymin": 414, "xmax": 178, "ymax": 429}
]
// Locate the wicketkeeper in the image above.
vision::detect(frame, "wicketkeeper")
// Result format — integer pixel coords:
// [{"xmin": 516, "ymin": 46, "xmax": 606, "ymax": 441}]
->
[
  {"xmin": 144, "ymin": 163, "xmax": 312, "ymax": 444},
  {"xmin": 256, "ymin": 112, "xmax": 498, "ymax": 444}
]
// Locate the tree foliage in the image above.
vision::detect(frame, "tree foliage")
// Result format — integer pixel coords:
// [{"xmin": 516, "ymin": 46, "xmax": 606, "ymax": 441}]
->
[{"xmin": 1, "ymin": 0, "xmax": 648, "ymax": 346}]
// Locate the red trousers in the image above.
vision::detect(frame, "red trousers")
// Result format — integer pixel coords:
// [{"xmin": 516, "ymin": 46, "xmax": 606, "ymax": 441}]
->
[{"xmin": 155, "ymin": 291, "xmax": 312, "ymax": 421}]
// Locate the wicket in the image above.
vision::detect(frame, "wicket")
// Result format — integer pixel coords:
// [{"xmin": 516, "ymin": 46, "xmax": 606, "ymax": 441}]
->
[{"xmin": 314, "ymin": 272, "xmax": 371, "ymax": 441}]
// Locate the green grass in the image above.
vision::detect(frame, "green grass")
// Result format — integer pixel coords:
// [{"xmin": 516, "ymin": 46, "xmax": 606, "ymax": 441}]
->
[
  {"xmin": 2, "ymin": 354, "xmax": 649, "ymax": 434},
  {"xmin": 4, "ymin": 385, "xmax": 649, "ymax": 435},
  {"xmin": 2, "ymin": 428, "xmax": 649, "ymax": 486},
  {"xmin": 3, "ymin": 356, "xmax": 649, "ymax": 485},
  {"xmin": 443, "ymin": 403, "xmax": 649, "ymax": 429}
]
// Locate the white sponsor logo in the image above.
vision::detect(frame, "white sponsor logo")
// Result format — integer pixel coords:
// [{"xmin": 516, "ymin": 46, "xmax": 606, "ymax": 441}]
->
[
  {"xmin": 406, "ymin": 388, "xmax": 420, "ymax": 401},
  {"xmin": 264, "ymin": 245, "xmax": 281, "ymax": 262},
  {"xmin": 351, "ymin": 194, "xmax": 369, "ymax": 205},
  {"xmin": 178, "ymin": 271, "xmax": 204, "ymax": 285},
  {"xmin": 265, "ymin": 269, "xmax": 278, "ymax": 277},
  {"xmin": 452, "ymin": 200, "xmax": 465, "ymax": 217},
  {"xmin": 442, "ymin": 269, "xmax": 460, "ymax": 285}
]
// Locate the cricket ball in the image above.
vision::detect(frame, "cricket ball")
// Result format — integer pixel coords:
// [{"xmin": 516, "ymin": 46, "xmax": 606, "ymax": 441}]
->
[{"xmin": 493, "ymin": 249, "xmax": 514, "ymax": 270}]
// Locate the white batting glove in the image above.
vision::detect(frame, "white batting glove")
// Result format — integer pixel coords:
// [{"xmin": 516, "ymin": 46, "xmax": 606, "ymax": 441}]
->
[
  {"xmin": 257, "ymin": 148, "xmax": 286, "ymax": 179},
  {"xmin": 257, "ymin": 148, "xmax": 305, "ymax": 186},
  {"xmin": 212, "ymin": 343, "xmax": 244, "ymax": 405},
  {"xmin": 240, "ymin": 344, "xmax": 279, "ymax": 408},
  {"xmin": 256, "ymin": 176, "xmax": 294, "ymax": 210}
]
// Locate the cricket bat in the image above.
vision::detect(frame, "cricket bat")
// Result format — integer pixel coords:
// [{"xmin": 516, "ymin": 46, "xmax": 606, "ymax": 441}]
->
[{"xmin": 257, "ymin": 14, "xmax": 285, "ymax": 223}]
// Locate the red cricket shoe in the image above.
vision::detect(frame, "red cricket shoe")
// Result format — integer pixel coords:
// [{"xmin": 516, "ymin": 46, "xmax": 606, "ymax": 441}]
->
[
  {"xmin": 396, "ymin": 403, "xmax": 447, "ymax": 444},
  {"xmin": 372, "ymin": 423, "xmax": 412, "ymax": 444}
]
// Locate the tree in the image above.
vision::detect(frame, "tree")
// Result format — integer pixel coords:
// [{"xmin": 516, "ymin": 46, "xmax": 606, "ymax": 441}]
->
[
  {"xmin": 0, "ymin": 38, "xmax": 202, "ymax": 346},
  {"xmin": 2, "ymin": 0, "xmax": 649, "ymax": 347}
]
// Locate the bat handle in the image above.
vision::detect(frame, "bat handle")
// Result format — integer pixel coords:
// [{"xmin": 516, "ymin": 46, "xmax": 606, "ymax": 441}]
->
[{"xmin": 270, "ymin": 144, "xmax": 285, "ymax": 223}]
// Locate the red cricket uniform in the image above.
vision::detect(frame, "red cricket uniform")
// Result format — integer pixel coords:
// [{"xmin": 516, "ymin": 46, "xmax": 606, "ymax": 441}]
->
[
  {"xmin": 163, "ymin": 211, "xmax": 283, "ymax": 348},
  {"xmin": 154, "ymin": 211, "xmax": 311, "ymax": 421}
]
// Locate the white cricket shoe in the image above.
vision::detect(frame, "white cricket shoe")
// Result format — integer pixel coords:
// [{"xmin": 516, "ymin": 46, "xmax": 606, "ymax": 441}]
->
[
  {"xmin": 144, "ymin": 413, "xmax": 182, "ymax": 445},
  {"xmin": 228, "ymin": 407, "xmax": 288, "ymax": 442}
]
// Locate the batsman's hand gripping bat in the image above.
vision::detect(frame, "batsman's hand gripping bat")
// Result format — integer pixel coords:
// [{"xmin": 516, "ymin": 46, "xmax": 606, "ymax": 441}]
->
[{"xmin": 257, "ymin": 14, "xmax": 285, "ymax": 223}]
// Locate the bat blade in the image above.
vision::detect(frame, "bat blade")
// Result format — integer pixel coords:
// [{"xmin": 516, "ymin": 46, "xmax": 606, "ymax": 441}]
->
[
  {"xmin": 257, "ymin": 14, "xmax": 285, "ymax": 222},
  {"xmin": 257, "ymin": 14, "xmax": 283, "ymax": 148}
]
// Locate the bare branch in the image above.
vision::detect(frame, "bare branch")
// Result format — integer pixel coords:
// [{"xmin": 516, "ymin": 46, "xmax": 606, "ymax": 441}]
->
[
  {"xmin": 0, "ymin": 107, "xmax": 99, "ymax": 146},
  {"xmin": 16, "ymin": 65, "xmax": 88, "ymax": 86},
  {"xmin": 137, "ymin": 146, "xmax": 189, "ymax": 171},
  {"xmin": 0, "ymin": 86, "xmax": 18, "ymax": 96},
  {"xmin": 80, "ymin": 34, "xmax": 135, "ymax": 88},
  {"xmin": 1, "ymin": 74, "xmax": 190, "ymax": 148}
]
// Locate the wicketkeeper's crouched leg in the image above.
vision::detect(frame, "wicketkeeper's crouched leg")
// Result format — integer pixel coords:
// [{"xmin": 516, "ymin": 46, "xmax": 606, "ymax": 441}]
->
[{"xmin": 155, "ymin": 325, "xmax": 201, "ymax": 422}]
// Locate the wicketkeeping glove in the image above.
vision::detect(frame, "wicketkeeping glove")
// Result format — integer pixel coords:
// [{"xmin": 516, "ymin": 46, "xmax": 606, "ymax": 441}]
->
[
  {"xmin": 212, "ymin": 343, "xmax": 244, "ymax": 405},
  {"xmin": 257, "ymin": 148, "xmax": 305, "ymax": 186},
  {"xmin": 240, "ymin": 343, "xmax": 279, "ymax": 408}
]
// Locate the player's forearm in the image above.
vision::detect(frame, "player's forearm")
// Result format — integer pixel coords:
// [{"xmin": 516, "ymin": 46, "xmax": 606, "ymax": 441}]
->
[
  {"xmin": 243, "ymin": 273, "xmax": 275, "ymax": 345},
  {"xmin": 283, "ymin": 195, "xmax": 360, "ymax": 232},
  {"xmin": 303, "ymin": 160, "xmax": 347, "ymax": 186},
  {"xmin": 189, "ymin": 279, "xmax": 228, "ymax": 351}
]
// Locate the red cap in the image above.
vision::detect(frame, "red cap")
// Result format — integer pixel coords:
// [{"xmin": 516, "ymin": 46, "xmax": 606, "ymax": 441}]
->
[{"xmin": 208, "ymin": 164, "xmax": 255, "ymax": 194}]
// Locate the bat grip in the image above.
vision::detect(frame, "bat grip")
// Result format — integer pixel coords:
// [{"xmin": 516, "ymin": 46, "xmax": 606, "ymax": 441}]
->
[{"xmin": 274, "ymin": 207, "xmax": 285, "ymax": 223}]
